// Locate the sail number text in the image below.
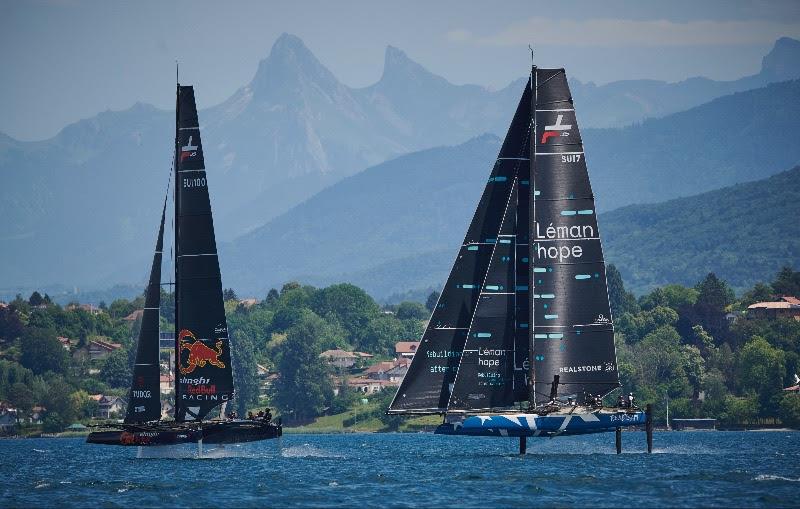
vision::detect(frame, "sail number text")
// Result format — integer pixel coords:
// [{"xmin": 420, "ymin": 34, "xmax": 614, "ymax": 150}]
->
[{"xmin": 183, "ymin": 177, "xmax": 207, "ymax": 189}]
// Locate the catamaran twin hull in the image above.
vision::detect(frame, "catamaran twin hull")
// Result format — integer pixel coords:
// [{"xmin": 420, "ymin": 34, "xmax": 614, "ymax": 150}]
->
[
  {"xmin": 435, "ymin": 409, "xmax": 645, "ymax": 437},
  {"xmin": 86, "ymin": 420, "xmax": 282, "ymax": 446}
]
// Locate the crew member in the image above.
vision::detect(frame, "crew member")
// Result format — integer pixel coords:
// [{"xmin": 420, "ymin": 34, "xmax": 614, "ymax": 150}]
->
[
  {"xmin": 263, "ymin": 408, "xmax": 272, "ymax": 424},
  {"xmin": 617, "ymin": 394, "xmax": 626, "ymax": 408},
  {"xmin": 627, "ymin": 392, "xmax": 635, "ymax": 409}
]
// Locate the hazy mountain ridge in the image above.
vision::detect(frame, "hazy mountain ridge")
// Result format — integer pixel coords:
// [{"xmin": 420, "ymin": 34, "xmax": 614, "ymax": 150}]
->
[
  {"xmin": 1, "ymin": 35, "xmax": 799, "ymax": 293},
  {"xmin": 570, "ymin": 37, "xmax": 800, "ymax": 128},
  {"xmin": 221, "ymin": 79, "xmax": 800, "ymax": 297},
  {"xmin": 586, "ymin": 79, "xmax": 800, "ymax": 211}
]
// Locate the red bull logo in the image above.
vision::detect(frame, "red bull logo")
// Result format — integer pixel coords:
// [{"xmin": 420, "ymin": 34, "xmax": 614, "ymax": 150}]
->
[{"xmin": 178, "ymin": 329, "xmax": 225, "ymax": 375}]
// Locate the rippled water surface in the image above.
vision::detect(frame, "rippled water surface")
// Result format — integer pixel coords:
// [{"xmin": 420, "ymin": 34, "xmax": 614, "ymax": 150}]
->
[{"xmin": 2, "ymin": 431, "xmax": 799, "ymax": 507}]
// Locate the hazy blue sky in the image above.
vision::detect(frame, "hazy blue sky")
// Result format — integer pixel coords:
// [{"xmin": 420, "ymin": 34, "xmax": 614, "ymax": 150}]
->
[{"xmin": 2, "ymin": 0, "xmax": 799, "ymax": 140}]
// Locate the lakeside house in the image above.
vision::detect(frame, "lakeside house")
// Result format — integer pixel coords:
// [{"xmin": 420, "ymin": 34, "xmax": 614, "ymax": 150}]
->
[
  {"xmin": 56, "ymin": 336, "xmax": 72, "ymax": 351},
  {"xmin": 395, "ymin": 341, "xmax": 420, "ymax": 359},
  {"xmin": 347, "ymin": 377, "xmax": 398, "ymax": 394},
  {"xmin": 87, "ymin": 338, "xmax": 122, "ymax": 361},
  {"xmin": 30, "ymin": 406, "xmax": 45, "ymax": 424},
  {"xmin": 747, "ymin": 296, "xmax": 800, "ymax": 320},
  {"xmin": 364, "ymin": 358, "xmax": 411, "ymax": 382},
  {"xmin": 319, "ymin": 349, "xmax": 374, "ymax": 369},
  {"xmin": 66, "ymin": 303, "xmax": 102, "ymax": 315},
  {"xmin": 0, "ymin": 402, "xmax": 18, "ymax": 434},
  {"xmin": 161, "ymin": 400, "xmax": 174, "ymax": 420},
  {"xmin": 320, "ymin": 349, "xmax": 358, "ymax": 369},
  {"xmin": 90, "ymin": 394, "xmax": 125, "ymax": 419},
  {"xmin": 160, "ymin": 373, "xmax": 174, "ymax": 394}
]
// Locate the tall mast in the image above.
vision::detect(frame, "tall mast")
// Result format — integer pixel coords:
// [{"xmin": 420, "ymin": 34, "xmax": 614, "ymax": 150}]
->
[
  {"xmin": 527, "ymin": 64, "xmax": 537, "ymax": 410},
  {"xmin": 173, "ymin": 82, "xmax": 181, "ymax": 410}
]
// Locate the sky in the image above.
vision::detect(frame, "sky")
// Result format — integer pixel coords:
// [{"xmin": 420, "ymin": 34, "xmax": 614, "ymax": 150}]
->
[{"xmin": 2, "ymin": 0, "xmax": 800, "ymax": 141}]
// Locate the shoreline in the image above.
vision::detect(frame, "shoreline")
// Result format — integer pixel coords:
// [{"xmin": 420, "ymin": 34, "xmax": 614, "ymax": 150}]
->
[{"xmin": 3, "ymin": 427, "xmax": 797, "ymax": 439}]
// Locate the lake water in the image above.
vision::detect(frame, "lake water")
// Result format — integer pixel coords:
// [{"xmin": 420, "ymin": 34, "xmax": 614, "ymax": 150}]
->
[{"xmin": 2, "ymin": 431, "xmax": 799, "ymax": 507}]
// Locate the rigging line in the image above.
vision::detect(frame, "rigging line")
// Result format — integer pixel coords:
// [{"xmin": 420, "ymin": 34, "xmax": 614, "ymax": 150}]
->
[
  {"xmin": 535, "ymin": 70, "xmax": 564, "ymax": 91},
  {"xmin": 447, "ymin": 172, "xmax": 521, "ymax": 411}
]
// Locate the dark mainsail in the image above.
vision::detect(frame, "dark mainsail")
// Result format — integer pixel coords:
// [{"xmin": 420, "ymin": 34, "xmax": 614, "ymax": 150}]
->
[
  {"xmin": 124, "ymin": 204, "xmax": 166, "ymax": 424},
  {"xmin": 389, "ymin": 81, "xmax": 532, "ymax": 414},
  {"xmin": 174, "ymin": 85, "xmax": 234, "ymax": 422},
  {"xmin": 390, "ymin": 67, "xmax": 619, "ymax": 415},
  {"xmin": 529, "ymin": 67, "xmax": 618, "ymax": 404}
]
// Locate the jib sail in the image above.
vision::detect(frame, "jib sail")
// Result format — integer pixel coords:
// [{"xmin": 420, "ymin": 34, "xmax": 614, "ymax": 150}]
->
[
  {"xmin": 173, "ymin": 85, "xmax": 234, "ymax": 422},
  {"xmin": 124, "ymin": 203, "xmax": 166, "ymax": 424},
  {"xmin": 388, "ymin": 81, "xmax": 532, "ymax": 414}
]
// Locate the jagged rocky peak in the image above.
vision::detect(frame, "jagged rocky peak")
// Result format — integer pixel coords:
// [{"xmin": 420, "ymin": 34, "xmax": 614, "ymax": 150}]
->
[
  {"xmin": 379, "ymin": 45, "xmax": 442, "ymax": 87},
  {"xmin": 250, "ymin": 33, "xmax": 341, "ymax": 97},
  {"xmin": 760, "ymin": 37, "xmax": 800, "ymax": 81}
]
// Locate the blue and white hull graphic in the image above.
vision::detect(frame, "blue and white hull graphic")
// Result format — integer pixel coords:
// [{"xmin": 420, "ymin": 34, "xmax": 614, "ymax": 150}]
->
[{"xmin": 435, "ymin": 410, "xmax": 646, "ymax": 437}]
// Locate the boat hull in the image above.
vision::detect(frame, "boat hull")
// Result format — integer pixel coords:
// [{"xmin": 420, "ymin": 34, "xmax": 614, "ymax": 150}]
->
[
  {"xmin": 86, "ymin": 420, "xmax": 282, "ymax": 446},
  {"xmin": 434, "ymin": 409, "xmax": 645, "ymax": 437}
]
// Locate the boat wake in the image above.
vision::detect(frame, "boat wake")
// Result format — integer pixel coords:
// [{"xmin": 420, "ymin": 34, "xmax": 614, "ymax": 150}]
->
[
  {"xmin": 280, "ymin": 443, "xmax": 344, "ymax": 458},
  {"xmin": 754, "ymin": 474, "xmax": 800, "ymax": 482}
]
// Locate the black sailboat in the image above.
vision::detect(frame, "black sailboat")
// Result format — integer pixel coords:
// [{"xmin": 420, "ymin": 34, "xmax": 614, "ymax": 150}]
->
[
  {"xmin": 87, "ymin": 84, "xmax": 281, "ymax": 446},
  {"xmin": 388, "ymin": 65, "xmax": 649, "ymax": 449}
]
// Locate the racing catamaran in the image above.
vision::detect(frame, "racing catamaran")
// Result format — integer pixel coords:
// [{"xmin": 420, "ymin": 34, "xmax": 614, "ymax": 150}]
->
[
  {"xmin": 388, "ymin": 65, "xmax": 652, "ymax": 453},
  {"xmin": 87, "ymin": 84, "xmax": 281, "ymax": 446}
]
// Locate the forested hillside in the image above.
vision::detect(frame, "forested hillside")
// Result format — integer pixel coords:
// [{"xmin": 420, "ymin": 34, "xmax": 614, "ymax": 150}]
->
[{"xmin": 602, "ymin": 166, "xmax": 800, "ymax": 294}]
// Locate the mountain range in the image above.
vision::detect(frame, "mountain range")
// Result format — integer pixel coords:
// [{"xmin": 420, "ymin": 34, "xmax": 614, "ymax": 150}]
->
[
  {"xmin": 220, "ymin": 78, "xmax": 800, "ymax": 297},
  {"xmin": 1, "ymin": 34, "xmax": 799, "ymax": 297}
]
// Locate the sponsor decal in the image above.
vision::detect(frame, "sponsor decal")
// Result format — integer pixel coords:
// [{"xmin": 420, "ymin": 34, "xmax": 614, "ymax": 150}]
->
[
  {"xmin": 594, "ymin": 314, "xmax": 611, "ymax": 325},
  {"xmin": 181, "ymin": 393, "xmax": 229, "ymax": 402},
  {"xmin": 134, "ymin": 405, "xmax": 145, "ymax": 413},
  {"xmin": 610, "ymin": 413, "xmax": 642, "ymax": 423},
  {"xmin": 540, "ymin": 114, "xmax": 572, "ymax": 144},
  {"xmin": 187, "ymin": 384, "xmax": 217, "ymax": 395},
  {"xmin": 559, "ymin": 365, "xmax": 602, "ymax": 373},
  {"xmin": 132, "ymin": 390, "xmax": 151, "ymax": 398},
  {"xmin": 180, "ymin": 136, "xmax": 198, "ymax": 162},
  {"xmin": 120, "ymin": 431, "xmax": 158, "ymax": 445},
  {"xmin": 136, "ymin": 375, "xmax": 145, "ymax": 387},
  {"xmin": 178, "ymin": 329, "xmax": 225, "ymax": 375}
]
